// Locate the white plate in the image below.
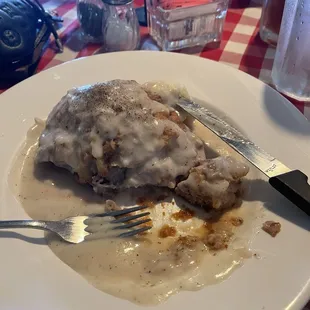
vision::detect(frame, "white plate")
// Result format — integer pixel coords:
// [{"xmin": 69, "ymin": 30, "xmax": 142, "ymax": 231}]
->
[{"xmin": 0, "ymin": 51, "xmax": 310, "ymax": 310}]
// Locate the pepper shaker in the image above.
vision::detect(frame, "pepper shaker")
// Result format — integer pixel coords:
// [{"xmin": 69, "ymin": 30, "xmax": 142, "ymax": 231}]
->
[{"xmin": 77, "ymin": 0, "xmax": 105, "ymax": 43}]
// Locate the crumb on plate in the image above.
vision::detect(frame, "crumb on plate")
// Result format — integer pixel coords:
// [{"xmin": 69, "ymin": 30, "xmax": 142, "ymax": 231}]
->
[
  {"xmin": 230, "ymin": 216, "xmax": 244, "ymax": 226},
  {"xmin": 262, "ymin": 221, "xmax": 281, "ymax": 237},
  {"xmin": 171, "ymin": 208, "xmax": 195, "ymax": 221},
  {"xmin": 159, "ymin": 224, "xmax": 177, "ymax": 238},
  {"xmin": 203, "ymin": 230, "xmax": 232, "ymax": 250},
  {"xmin": 136, "ymin": 197, "xmax": 155, "ymax": 209}
]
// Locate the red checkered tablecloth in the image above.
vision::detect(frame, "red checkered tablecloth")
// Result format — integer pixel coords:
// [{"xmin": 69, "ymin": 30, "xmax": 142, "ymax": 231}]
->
[
  {"xmin": 1, "ymin": 0, "xmax": 309, "ymax": 119},
  {"xmin": 0, "ymin": 1, "xmax": 309, "ymax": 308}
]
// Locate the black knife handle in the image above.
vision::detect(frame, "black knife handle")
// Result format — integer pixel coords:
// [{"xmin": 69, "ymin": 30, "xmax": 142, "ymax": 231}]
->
[{"xmin": 269, "ymin": 170, "xmax": 310, "ymax": 216}]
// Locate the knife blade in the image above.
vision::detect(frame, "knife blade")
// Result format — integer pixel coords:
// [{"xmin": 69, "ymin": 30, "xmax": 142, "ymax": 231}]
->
[{"xmin": 177, "ymin": 99, "xmax": 310, "ymax": 216}]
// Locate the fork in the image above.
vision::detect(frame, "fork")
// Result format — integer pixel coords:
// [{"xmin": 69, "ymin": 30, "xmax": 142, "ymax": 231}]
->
[{"xmin": 0, "ymin": 206, "xmax": 152, "ymax": 244}]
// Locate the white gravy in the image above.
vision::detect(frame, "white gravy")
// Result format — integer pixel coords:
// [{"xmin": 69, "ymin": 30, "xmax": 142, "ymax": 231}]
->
[{"xmin": 8, "ymin": 119, "xmax": 262, "ymax": 305}]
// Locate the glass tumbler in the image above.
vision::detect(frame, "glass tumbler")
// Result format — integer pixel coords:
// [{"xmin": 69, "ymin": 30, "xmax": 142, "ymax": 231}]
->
[
  {"xmin": 271, "ymin": 0, "xmax": 310, "ymax": 101},
  {"xmin": 259, "ymin": 0, "xmax": 285, "ymax": 46}
]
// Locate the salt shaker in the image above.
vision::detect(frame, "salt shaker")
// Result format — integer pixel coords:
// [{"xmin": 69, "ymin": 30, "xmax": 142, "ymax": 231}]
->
[{"xmin": 102, "ymin": 0, "xmax": 140, "ymax": 51}]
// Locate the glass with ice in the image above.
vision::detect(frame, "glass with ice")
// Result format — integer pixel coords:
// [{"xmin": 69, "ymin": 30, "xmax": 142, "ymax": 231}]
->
[{"xmin": 271, "ymin": 0, "xmax": 310, "ymax": 101}]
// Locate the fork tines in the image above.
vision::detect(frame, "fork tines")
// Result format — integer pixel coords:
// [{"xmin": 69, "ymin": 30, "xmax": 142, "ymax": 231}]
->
[
  {"xmin": 102, "ymin": 205, "xmax": 149, "ymax": 217},
  {"xmin": 102, "ymin": 205, "xmax": 152, "ymax": 237},
  {"xmin": 119, "ymin": 226, "xmax": 152, "ymax": 238}
]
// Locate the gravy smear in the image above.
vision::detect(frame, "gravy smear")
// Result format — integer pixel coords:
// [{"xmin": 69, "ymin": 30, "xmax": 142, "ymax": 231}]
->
[{"xmin": 8, "ymin": 120, "xmax": 261, "ymax": 305}]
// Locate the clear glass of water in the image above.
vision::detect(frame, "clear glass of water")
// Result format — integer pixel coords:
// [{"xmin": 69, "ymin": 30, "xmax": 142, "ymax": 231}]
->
[{"xmin": 271, "ymin": 0, "xmax": 310, "ymax": 101}]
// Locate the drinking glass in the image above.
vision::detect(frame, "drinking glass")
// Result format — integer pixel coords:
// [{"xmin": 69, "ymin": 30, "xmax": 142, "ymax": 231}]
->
[
  {"xmin": 271, "ymin": 0, "xmax": 310, "ymax": 101},
  {"xmin": 259, "ymin": 0, "xmax": 285, "ymax": 46}
]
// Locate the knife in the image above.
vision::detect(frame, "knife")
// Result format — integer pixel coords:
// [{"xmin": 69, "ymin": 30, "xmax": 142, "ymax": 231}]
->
[{"xmin": 177, "ymin": 99, "xmax": 310, "ymax": 216}]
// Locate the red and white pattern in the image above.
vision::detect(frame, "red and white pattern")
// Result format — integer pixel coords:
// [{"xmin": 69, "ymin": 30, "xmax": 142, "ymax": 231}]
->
[
  {"xmin": 2, "ymin": 0, "xmax": 309, "ymax": 120},
  {"xmin": 0, "ymin": 0, "xmax": 308, "ymax": 117}
]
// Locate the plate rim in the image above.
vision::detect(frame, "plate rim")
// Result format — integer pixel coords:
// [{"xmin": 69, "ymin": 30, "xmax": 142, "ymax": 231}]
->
[{"xmin": 0, "ymin": 50, "xmax": 309, "ymax": 310}]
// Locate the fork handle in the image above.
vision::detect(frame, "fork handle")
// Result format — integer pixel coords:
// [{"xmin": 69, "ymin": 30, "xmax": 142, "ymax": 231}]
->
[{"xmin": 0, "ymin": 220, "xmax": 50, "ymax": 230}]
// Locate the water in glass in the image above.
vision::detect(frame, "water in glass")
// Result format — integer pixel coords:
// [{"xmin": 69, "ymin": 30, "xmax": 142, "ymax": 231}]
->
[{"xmin": 272, "ymin": 0, "xmax": 310, "ymax": 101}]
